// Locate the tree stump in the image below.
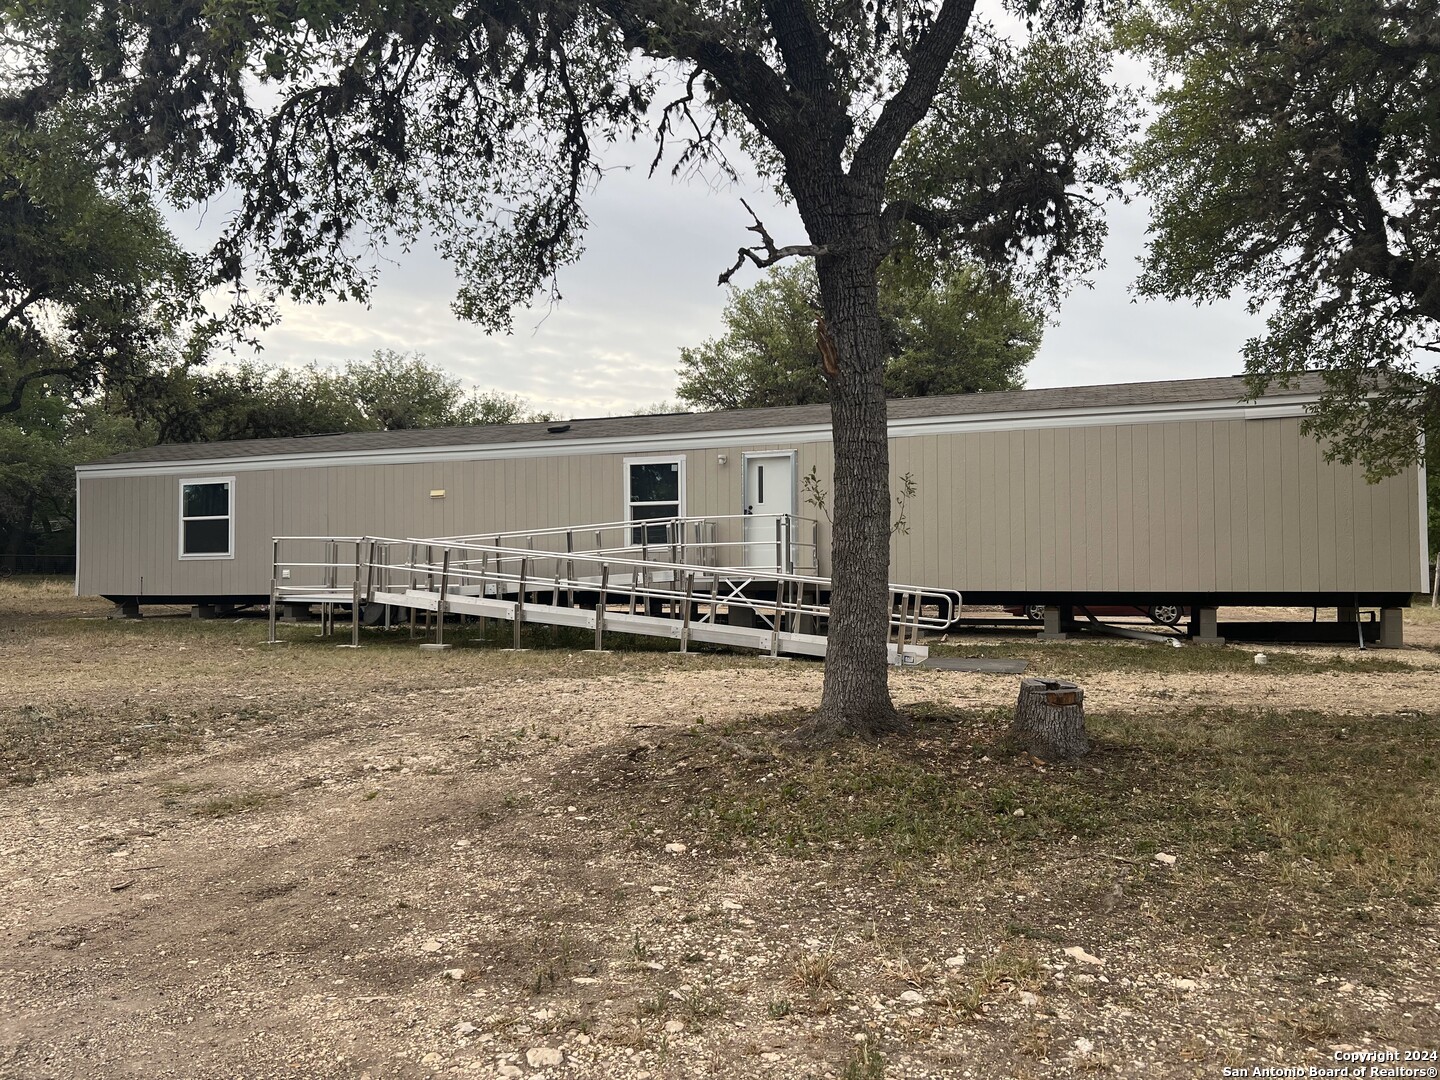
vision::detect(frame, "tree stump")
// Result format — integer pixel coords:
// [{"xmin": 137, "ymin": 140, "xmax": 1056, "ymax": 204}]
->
[{"xmin": 1010, "ymin": 678, "xmax": 1088, "ymax": 761}]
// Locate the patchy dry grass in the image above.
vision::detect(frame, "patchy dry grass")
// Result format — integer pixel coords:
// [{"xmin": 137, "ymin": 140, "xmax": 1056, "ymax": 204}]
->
[
  {"xmin": 190, "ymin": 790, "xmax": 276, "ymax": 818},
  {"xmin": 789, "ymin": 949, "xmax": 840, "ymax": 993},
  {"xmin": 0, "ymin": 575, "xmax": 106, "ymax": 621},
  {"xmin": 0, "ymin": 701, "xmax": 267, "ymax": 786},
  {"xmin": 928, "ymin": 636, "xmax": 1415, "ymax": 676},
  {"xmin": 2, "ymin": 580, "xmax": 1438, "ymax": 1079},
  {"xmin": 608, "ymin": 704, "xmax": 1440, "ymax": 900}
]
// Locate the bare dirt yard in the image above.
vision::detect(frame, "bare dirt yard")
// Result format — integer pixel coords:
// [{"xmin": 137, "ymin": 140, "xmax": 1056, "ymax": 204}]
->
[{"xmin": 2, "ymin": 579, "xmax": 1437, "ymax": 1079}]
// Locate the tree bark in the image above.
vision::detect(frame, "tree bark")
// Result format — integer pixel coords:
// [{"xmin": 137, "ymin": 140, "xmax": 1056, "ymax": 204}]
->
[
  {"xmin": 792, "ymin": 178, "xmax": 902, "ymax": 739},
  {"xmin": 1010, "ymin": 678, "xmax": 1089, "ymax": 761}
]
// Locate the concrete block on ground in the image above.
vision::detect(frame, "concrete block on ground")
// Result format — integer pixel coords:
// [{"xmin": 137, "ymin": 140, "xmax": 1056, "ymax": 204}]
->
[
  {"xmin": 1036, "ymin": 605, "xmax": 1068, "ymax": 641},
  {"xmin": 1192, "ymin": 607, "xmax": 1225, "ymax": 646},
  {"xmin": 277, "ymin": 602, "xmax": 314, "ymax": 623},
  {"xmin": 1378, "ymin": 607, "xmax": 1404, "ymax": 649}
]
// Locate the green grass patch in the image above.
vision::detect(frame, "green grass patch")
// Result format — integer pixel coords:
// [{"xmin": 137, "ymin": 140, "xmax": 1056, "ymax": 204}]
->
[
  {"xmin": 191, "ymin": 791, "xmax": 275, "ymax": 818},
  {"xmin": 0, "ymin": 702, "xmax": 271, "ymax": 786},
  {"xmin": 926, "ymin": 639, "xmax": 1418, "ymax": 676},
  {"xmin": 623, "ymin": 706, "xmax": 1439, "ymax": 898}
]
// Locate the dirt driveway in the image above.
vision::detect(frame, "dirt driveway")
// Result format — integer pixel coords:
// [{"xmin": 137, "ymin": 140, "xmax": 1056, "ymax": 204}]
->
[{"xmin": 2, "ymin": 583, "xmax": 1437, "ymax": 1079}]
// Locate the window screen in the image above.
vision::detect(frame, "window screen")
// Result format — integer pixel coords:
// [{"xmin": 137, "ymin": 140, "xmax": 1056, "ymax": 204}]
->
[{"xmin": 180, "ymin": 480, "xmax": 233, "ymax": 557}]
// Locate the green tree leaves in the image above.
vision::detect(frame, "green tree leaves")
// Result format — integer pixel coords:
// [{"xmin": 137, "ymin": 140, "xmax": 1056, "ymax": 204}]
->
[
  {"xmin": 890, "ymin": 26, "xmax": 1138, "ymax": 305},
  {"xmin": 1126, "ymin": 0, "xmax": 1440, "ymax": 478},
  {"xmin": 0, "ymin": 380, "xmax": 149, "ymax": 568},
  {"xmin": 0, "ymin": 352, "xmax": 548, "ymax": 565},
  {"xmin": 137, "ymin": 350, "xmax": 550, "ymax": 443},
  {"xmin": 676, "ymin": 261, "xmax": 1038, "ymax": 411},
  {"xmin": 0, "ymin": 122, "xmax": 201, "ymax": 417}
]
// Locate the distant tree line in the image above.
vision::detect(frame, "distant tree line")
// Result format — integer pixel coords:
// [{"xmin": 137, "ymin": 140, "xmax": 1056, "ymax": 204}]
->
[
  {"xmin": 0, "ymin": 115, "xmax": 550, "ymax": 570},
  {"xmin": 675, "ymin": 260, "xmax": 1039, "ymax": 412},
  {"xmin": 133, "ymin": 350, "xmax": 550, "ymax": 444},
  {"xmin": 0, "ymin": 347, "xmax": 548, "ymax": 572}
]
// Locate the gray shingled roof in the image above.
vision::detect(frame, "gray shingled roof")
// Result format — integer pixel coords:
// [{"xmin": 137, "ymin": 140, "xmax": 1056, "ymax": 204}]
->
[{"xmin": 87, "ymin": 373, "xmax": 1325, "ymax": 466}]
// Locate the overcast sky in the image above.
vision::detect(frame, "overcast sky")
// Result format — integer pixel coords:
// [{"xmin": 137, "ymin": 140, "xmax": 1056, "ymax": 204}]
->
[{"xmin": 196, "ymin": 121, "xmax": 1264, "ymax": 420}]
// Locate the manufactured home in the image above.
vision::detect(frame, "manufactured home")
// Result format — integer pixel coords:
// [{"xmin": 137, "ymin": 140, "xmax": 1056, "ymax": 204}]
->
[{"xmin": 75, "ymin": 374, "xmax": 1429, "ymax": 644}]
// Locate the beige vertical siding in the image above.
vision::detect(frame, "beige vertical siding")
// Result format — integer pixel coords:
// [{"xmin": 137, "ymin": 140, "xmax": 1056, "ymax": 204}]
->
[
  {"xmin": 78, "ymin": 413, "xmax": 1423, "ymax": 599},
  {"xmin": 883, "ymin": 415, "xmax": 1419, "ymax": 594}
]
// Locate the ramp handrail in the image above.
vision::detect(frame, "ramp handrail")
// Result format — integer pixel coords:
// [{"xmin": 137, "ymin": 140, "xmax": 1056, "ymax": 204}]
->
[
  {"xmin": 267, "ymin": 532, "xmax": 961, "ymax": 658},
  {"xmin": 430, "ymin": 513, "xmax": 821, "ymax": 574},
  {"xmin": 384, "ymin": 538, "xmax": 959, "ymax": 634}
]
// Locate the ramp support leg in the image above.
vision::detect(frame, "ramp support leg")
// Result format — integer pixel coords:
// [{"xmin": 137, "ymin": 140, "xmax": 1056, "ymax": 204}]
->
[
  {"xmin": 592, "ymin": 565, "xmax": 609, "ymax": 652},
  {"xmin": 419, "ymin": 552, "xmax": 454, "ymax": 651},
  {"xmin": 512, "ymin": 557, "xmax": 528, "ymax": 651},
  {"xmin": 679, "ymin": 572, "xmax": 695, "ymax": 654}
]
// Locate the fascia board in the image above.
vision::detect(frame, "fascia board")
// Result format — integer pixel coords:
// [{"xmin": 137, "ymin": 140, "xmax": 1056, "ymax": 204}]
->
[{"xmin": 75, "ymin": 395, "xmax": 1318, "ymax": 480}]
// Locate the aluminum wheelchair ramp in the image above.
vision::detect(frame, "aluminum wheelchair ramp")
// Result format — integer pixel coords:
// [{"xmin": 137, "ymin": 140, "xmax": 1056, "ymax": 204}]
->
[{"xmin": 267, "ymin": 525, "xmax": 960, "ymax": 664}]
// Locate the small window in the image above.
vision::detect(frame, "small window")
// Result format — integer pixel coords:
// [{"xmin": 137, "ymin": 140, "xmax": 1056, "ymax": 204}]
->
[
  {"xmin": 179, "ymin": 477, "xmax": 234, "ymax": 559},
  {"xmin": 625, "ymin": 457, "xmax": 684, "ymax": 544}
]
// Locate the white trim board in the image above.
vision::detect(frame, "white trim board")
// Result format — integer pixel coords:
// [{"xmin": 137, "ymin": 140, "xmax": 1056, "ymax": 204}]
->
[
  {"xmin": 76, "ymin": 395, "xmax": 1319, "ymax": 480},
  {"xmin": 1418, "ymin": 430, "xmax": 1431, "ymax": 595},
  {"xmin": 72, "ymin": 471, "xmax": 80, "ymax": 597},
  {"xmin": 177, "ymin": 476, "xmax": 237, "ymax": 561},
  {"xmin": 622, "ymin": 454, "xmax": 687, "ymax": 532}
]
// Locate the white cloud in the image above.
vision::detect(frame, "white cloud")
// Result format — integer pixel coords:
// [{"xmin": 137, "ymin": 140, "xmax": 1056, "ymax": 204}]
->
[
  {"xmin": 177, "ymin": 108, "xmax": 1263, "ymax": 416},
  {"xmin": 236, "ymin": 143, "xmax": 805, "ymax": 417}
]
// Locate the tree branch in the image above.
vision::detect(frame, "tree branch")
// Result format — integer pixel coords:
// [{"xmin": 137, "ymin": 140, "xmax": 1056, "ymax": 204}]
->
[
  {"xmin": 649, "ymin": 66, "xmax": 738, "ymax": 182},
  {"xmin": 718, "ymin": 198, "xmax": 827, "ymax": 285},
  {"xmin": 762, "ymin": 0, "xmax": 832, "ymax": 103},
  {"xmin": 591, "ymin": 0, "xmax": 809, "ymax": 160},
  {"xmin": 0, "ymin": 287, "xmax": 45, "ymax": 333},
  {"xmin": 851, "ymin": 0, "xmax": 979, "ymax": 186},
  {"xmin": 879, "ymin": 165, "xmax": 1073, "ymax": 252},
  {"xmin": 880, "ymin": 198, "xmax": 954, "ymax": 245},
  {"xmin": 0, "ymin": 365, "xmax": 76, "ymax": 416}
]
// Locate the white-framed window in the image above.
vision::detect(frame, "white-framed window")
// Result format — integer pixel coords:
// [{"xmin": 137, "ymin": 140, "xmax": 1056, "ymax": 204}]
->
[
  {"xmin": 178, "ymin": 476, "xmax": 235, "ymax": 559},
  {"xmin": 623, "ymin": 455, "xmax": 685, "ymax": 544}
]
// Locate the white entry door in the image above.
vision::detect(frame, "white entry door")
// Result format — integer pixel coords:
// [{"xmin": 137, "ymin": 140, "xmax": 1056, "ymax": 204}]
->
[{"xmin": 743, "ymin": 452, "xmax": 796, "ymax": 569}]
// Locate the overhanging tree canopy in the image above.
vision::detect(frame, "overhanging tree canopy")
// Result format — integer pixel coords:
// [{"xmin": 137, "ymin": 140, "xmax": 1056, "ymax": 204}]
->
[
  {"xmin": 0, "ymin": 121, "xmax": 202, "ymax": 416},
  {"xmin": 1125, "ymin": 0, "xmax": 1440, "ymax": 479},
  {"xmin": 6, "ymin": 0, "xmax": 1133, "ymax": 737}
]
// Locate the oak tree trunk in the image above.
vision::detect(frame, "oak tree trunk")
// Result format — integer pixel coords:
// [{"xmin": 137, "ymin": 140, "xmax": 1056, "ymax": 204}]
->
[
  {"xmin": 1010, "ymin": 678, "xmax": 1089, "ymax": 761},
  {"xmin": 794, "ymin": 179, "xmax": 902, "ymax": 740}
]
